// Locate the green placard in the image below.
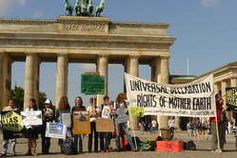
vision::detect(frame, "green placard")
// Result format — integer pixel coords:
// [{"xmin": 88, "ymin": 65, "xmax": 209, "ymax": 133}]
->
[{"xmin": 81, "ymin": 74, "xmax": 105, "ymax": 95}]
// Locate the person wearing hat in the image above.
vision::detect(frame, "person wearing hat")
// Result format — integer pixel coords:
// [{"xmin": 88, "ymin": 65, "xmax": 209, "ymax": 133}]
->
[{"xmin": 41, "ymin": 99, "xmax": 55, "ymax": 154}]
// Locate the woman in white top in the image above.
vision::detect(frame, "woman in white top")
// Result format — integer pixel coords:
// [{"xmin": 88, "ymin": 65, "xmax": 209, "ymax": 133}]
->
[
  {"xmin": 86, "ymin": 98, "xmax": 99, "ymax": 152},
  {"xmin": 99, "ymin": 96, "xmax": 112, "ymax": 152},
  {"xmin": 24, "ymin": 99, "xmax": 38, "ymax": 156}
]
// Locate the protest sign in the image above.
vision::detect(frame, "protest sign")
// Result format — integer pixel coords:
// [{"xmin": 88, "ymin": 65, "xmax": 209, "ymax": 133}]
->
[
  {"xmin": 96, "ymin": 118, "xmax": 114, "ymax": 132},
  {"xmin": 1, "ymin": 111, "xmax": 23, "ymax": 132},
  {"xmin": 21, "ymin": 110, "xmax": 42, "ymax": 126},
  {"xmin": 125, "ymin": 73, "xmax": 216, "ymax": 117},
  {"xmin": 81, "ymin": 73, "xmax": 104, "ymax": 95},
  {"xmin": 62, "ymin": 113, "xmax": 71, "ymax": 128},
  {"xmin": 72, "ymin": 111, "xmax": 91, "ymax": 135},
  {"xmin": 226, "ymin": 87, "xmax": 237, "ymax": 111},
  {"xmin": 45, "ymin": 122, "xmax": 66, "ymax": 139},
  {"xmin": 129, "ymin": 107, "xmax": 144, "ymax": 117}
]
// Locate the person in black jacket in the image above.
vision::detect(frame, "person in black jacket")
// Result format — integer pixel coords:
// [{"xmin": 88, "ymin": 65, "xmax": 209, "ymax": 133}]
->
[{"xmin": 41, "ymin": 99, "xmax": 55, "ymax": 154}]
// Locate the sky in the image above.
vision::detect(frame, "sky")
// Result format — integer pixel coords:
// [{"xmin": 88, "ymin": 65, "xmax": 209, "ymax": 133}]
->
[{"xmin": 1, "ymin": 0, "xmax": 237, "ymax": 106}]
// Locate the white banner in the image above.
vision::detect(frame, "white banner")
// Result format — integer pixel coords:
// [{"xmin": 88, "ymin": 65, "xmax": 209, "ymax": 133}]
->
[
  {"xmin": 45, "ymin": 122, "xmax": 66, "ymax": 139},
  {"xmin": 125, "ymin": 73, "xmax": 216, "ymax": 117},
  {"xmin": 62, "ymin": 113, "xmax": 71, "ymax": 128},
  {"xmin": 21, "ymin": 111, "xmax": 42, "ymax": 126}
]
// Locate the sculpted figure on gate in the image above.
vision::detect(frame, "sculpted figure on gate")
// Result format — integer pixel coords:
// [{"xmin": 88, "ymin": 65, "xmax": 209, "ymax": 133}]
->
[{"xmin": 64, "ymin": 0, "xmax": 105, "ymax": 17}]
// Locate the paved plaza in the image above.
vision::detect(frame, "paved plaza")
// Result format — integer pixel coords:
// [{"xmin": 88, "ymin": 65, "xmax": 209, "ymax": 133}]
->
[{"xmin": 1, "ymin": 130, "xmax": 237, "ymax": 158}]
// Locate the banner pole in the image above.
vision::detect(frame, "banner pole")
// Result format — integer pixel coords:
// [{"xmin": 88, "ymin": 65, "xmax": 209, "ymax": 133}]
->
[
  {"xmin": 130, "ymin": 115, "xmax": 138, "ymax": 150},
  {"xmin": 215, "ymin": 106, "xmax": 221, "ymax": 152},
  {"xmin": 128, "ymin": 106, "xmax": 138, "ymax": 150}
]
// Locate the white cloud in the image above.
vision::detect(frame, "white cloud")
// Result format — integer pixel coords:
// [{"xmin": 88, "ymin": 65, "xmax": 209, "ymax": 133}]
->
[
  {"xmin": 201, "ymin": 0, "xmax": 220, "ymax": 7},
  {"xmin": 33, "ymin": 10, "xmax": 44, "ymax": 18},
  {"xmin": 0, "ymin": 0, "xmax": 27, "ymax": 16}
]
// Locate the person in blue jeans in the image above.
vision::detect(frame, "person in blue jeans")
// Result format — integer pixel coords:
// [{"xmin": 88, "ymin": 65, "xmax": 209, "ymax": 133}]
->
[{"xmin": 114, "ymin": 93, "xmax": 136, "ymax": 152}]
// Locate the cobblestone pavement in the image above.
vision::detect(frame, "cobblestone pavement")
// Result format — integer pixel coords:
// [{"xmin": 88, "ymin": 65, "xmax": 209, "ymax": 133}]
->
[{"xmin": 0, "ymin": 131, "xmax": 237, "ymax": 158}]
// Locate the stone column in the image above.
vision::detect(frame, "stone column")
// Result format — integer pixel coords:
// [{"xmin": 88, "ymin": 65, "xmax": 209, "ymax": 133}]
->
[
  {"xmin": 96, "ymin": 55, "xmax": 109, "ymax": 106},
  {"xmin": 152, "ymin": 56, "xmax": 170, "ymax": 130},
  {"xmin": 231, "ymin": 78, "xmax": 237, "ymax": 87},
  {"xmin": 0, "ymin": 53, "xmax": 12, "ymax": 109},
  {"xmin": 55, "ymin": 54, "xmax": 68, "ymax": 108},
  {"xmin": 24, "ymin": 54, "xmax": 39, "ymax": 109},
  {"xmin": 214, "ymin": 83, "xmax": 219, "ymax": 94},
  {"xmin": 175, "ymin": 116, "xmax": 180, "ymax": 130},
  {"xmin": 125, "ymin": 55, "xmax": 139, "ymax": 130}
]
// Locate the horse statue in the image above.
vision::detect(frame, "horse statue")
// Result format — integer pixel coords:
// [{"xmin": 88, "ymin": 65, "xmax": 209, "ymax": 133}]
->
[
  {"xmin": 95, "ymin": 0, "xmax": 105, "ymax": 16},
  {"xmin": 87, "ymin": 0, "xmax": 94, "ymax": 16},
  {"xmin": 64, "ymin": 0, "xmax": 73, "ymax": 16},
  {"xmin": 75, "ymin": 0, "xmax": 91, "ymax": 16}
]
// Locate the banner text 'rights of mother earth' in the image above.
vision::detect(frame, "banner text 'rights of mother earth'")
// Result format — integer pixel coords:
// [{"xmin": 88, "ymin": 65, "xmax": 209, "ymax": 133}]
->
[{"xmin": 125, "ymin": 73, "xmax": 216, "ymax": 117}]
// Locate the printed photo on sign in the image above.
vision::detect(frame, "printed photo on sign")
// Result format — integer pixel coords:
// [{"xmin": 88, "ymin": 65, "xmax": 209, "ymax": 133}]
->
[
  {"xmin": 74, "ymin": 111, "xmax": 89, "ymax": 121},
  {"xmin": 45, "ymin": 122, "xmax": 66, "ymax": 139},
  {"xmin": 101, "ymin": 106, "xmax": 111, "ymax": 119},
  {"xmin": 21, "ymin": 111, "xmax": 42, "ymax": 126}
]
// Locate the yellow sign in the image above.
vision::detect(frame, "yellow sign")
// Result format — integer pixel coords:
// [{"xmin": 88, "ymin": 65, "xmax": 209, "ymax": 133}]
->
[
  {"xmin": 72, "ymin": 111, "xmax": 91, "ymax": 135},
  {"xmin": 1, "ymin": 111, "xmax": 23, "ymax": 132}
]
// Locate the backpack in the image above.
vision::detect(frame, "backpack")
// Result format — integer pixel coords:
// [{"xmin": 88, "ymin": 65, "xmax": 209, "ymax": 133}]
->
[
  {"xmin": 140, "ymin": 141, "xmax": 155, "ymax": 151},
  {"xmin": 183, "ymin": 140, "xmax": 196, "ymax": 150},
  {"xmin": 61, "ymin": 137, "xmax": 76, "ymax": 155}
]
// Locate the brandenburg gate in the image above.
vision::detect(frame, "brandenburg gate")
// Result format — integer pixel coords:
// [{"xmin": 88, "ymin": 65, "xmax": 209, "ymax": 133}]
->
[{"xmin": 0, "ymin": 16, "xmax": 175, "ymax": 129}]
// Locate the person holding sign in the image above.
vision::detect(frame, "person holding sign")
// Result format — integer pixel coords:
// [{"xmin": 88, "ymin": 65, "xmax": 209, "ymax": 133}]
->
[
  {"xmin": 72, "ymin": 96, "xmax": 86, "ymax": 154},
  {"xmin": 55, "ymin": 96, "xmax": 71, "ymax": 153},
  {"xmin": 98, "ymin": 96, "xmax": 112, "ymax": 152},
  {"xmin": 87, "ymin": 98, "xmax": 99, "ymax": 153},
  {"xmin": 114, "ymin": 93, "xmax": 136, "ymax": 152},
  {"xmin": 210, "ymin": 93, "xmax": 225, "ymax": 152},
  {"xmin": 41, "ymin": 99, "xmax": 55, "ymax": 154},
  {"xmin": 0, "ymin": 98, "xmax": 18, "ymax": 157},
  {"xmin": 24, "ymin": 99, "xmax": 39, "ymax": 156}
]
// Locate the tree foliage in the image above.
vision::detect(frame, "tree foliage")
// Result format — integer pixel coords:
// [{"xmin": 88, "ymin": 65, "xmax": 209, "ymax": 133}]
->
[{"xmin": 10, "ymin": 86, "xmax": 47, "ymax": 110}]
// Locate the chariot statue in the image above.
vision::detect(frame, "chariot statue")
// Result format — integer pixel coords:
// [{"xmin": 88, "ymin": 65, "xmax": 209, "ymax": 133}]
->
[
  {"xmin": 64, "ymin": 0, "xmax": 73, "ymax": 16},
  {"xmin": 64, "ymin": 0, "xmax": 105, "ymax": 17}
]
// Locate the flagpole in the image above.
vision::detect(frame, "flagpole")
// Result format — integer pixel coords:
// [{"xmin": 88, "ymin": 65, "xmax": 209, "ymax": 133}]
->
[
  {"xmin": 214, "ymin": 95, "xmax": 221, "ymax": 152},
  {"xmin": 215, "ymin": 113, "xmax": 221, "ymax": 152},
  {"xmin": 130, "ymin": 115, "xmax": 138, "ymax": 150},
  {"xmin": 128, "ymin": 104, "xmax": 138, "ymax": 150}
]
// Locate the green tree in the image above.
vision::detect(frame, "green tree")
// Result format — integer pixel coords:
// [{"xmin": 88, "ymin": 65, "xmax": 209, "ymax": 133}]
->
[
  {"xmin": 10, "ymin": 86, "xmax": 47, "ymax": 110},
  {"xmin": 38, "ymin": 91, "xmax": 47, "ymax": 110}
]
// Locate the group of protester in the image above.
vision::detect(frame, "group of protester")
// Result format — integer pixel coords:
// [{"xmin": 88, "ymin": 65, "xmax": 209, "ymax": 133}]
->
[
  {"xmin": 0, "ymin": 93, "xmax": 137, "ymax": 156},
  {"xmin": 0, "ymin": 91, "xmax": 235, "ymax": 155}
]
